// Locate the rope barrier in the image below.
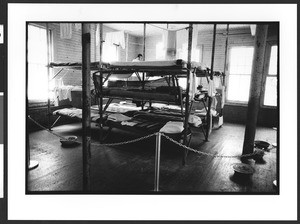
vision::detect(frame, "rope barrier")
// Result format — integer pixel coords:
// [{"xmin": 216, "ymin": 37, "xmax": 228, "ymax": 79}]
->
[
  {"xmin": 160, "ymin": 133, "xmax": 257, "ymax": 158},
  {"xmin": 28, "ymin": 116, "xmax": 155, "ymax": 146},
  {"xmin": 28, "ymin": 116, "xmax": 261, "ymax": 158}
]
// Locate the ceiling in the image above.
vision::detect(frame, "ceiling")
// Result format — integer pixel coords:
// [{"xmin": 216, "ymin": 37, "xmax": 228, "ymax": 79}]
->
[{"xmin": 104, "ymin": 23, "xmax": 252, "ymax": 37}]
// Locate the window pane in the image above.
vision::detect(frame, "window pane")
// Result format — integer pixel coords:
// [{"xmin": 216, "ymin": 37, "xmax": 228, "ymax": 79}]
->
[
  {"xmin": 227, "ymin": 75, "xmax": 251, "ymax": 102},
  {"xmin": 156, "ymin": 42, "xmax": 165, "ymax": 60},
  {"xmin": 268, "ymin": 45, "xmax": 278, "ymax": 75},
  {"xmin": 28, "ymin": 25, "xmax": 48, "ymax": 65},
  {"xmin": 103, "ymin": 44, "xmax": 118, "ymax": 62},
  {"xmin": 229, "ymin": 47, "xmax": 254, "ymax": 75},
  {"xmin": 28, "ymin": 25, "xmax": 49, "ymax": 101},
  {"xmin": 28, "ymin": 65, "xmax": 48, "ymax": 100},
  {"xmin": 264, "ymin": 76, "xmax": 277, "ymax": 106}
]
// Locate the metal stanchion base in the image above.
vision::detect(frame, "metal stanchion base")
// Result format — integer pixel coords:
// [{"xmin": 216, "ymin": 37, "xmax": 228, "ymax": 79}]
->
[{"xmin": 28, "ymin": 160, "xmax": 39, "ymax": 170}]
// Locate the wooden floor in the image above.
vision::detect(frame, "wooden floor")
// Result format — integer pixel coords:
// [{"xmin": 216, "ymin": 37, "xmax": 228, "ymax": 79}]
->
[{"xmin": 28, "ymin": 122, "xmax": 278, "ymax": 194}]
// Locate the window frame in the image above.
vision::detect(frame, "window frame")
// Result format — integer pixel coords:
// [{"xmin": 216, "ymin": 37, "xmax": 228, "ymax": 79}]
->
[
  {"xmin": 27, "ymin": 23, "xmax": 53, "ymax": 104},
  {"xmin": 261, "ymin": 41, "xmax": 278, "ymax": 108},
  {"xmin": 225, "ymin": 43, "xmax": 255, "ymax": 105}
]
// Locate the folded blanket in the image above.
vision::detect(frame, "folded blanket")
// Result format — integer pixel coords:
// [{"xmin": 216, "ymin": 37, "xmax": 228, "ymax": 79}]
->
[
  {"xmin": 160, "ymin": 121, "xmax": 184, "ymax": 134},
  {"xmin": 121, "ymin": 121, "xmax": 138, "ymax": 127},
  {"xmin": 107, "ymin": 113, "xmax": 131, "ymax": 122}
]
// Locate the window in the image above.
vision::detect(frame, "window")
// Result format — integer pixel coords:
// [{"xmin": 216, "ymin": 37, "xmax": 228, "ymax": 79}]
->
[
  {"xmin": 156, "ymin": 42, "xmax": 165, "ymax": 60},
  {"xmin": 28, "ymin": 24, "xmax": 51, "ymax": 101},
  {"xmin": 227, "ymin": 46, "xmax": 254, "ymax": 102},
  {"xmin": 177, "ymin": 43, "xmax": 202, "ymax": 62},
  {"xmin": 264, "ymin": 45, "xmax": 278, "ymax": 106},
  {"xmin": 103, "ymin": 43, "xmax": 119, "ymax": 62}
]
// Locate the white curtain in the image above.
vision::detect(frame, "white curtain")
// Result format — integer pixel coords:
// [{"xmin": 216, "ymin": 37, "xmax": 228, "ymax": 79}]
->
[{"xmin": 105, "ymin": 31, "xmax": 126, "ymax": 49}]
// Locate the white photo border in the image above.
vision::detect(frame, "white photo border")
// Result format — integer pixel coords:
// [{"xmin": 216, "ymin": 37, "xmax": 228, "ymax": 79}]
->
[{"xmin": 8, "ymin": 3, "xmax": 297, "ymax": 221}]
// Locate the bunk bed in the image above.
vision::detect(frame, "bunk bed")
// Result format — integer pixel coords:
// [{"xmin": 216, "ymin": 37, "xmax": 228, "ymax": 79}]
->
[
  {"xmin": 49, "ymin": 58, "xmax": 225, "ymax": 140},
  {"xmin": 46, "ymin": 23, "xmax": 227, "ymax": 166}
]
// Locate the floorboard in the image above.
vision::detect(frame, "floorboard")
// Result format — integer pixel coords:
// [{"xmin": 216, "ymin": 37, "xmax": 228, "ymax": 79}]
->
[{"xmin": 28, "ymin": 122, "xmax": 278, "ymax": 194}]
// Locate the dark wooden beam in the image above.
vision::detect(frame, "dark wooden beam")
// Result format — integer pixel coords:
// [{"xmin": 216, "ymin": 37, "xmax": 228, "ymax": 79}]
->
[
  {"xmin": 182, "ymin": 23, "xmax": 193, "ymax": 165},
  {"xmin": 46, "ymin": 23, "xmax": 51, "ymax": 130},
  {"xmin": 98, "ymin": 23, "xmax": 103, "ymax": 142},
  {"xmin": 242, "ymin": 24, "xmax": 269, "ymax": 156},
  {"xmin": 82, "ymin": 23, "xmax": 91, "ymax": 191}
]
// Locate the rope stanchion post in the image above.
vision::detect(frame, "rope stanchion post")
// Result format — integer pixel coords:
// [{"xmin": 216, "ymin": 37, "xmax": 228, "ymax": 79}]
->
[{"xmin": 154, "ymin": 132, "xmax": 162, "ymax": 192}]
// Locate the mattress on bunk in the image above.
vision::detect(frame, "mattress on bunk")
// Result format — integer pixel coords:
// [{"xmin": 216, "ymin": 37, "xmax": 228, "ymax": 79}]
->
[
  {"xmin": 52, "ymin": 107, "xmax": 101, "ymax": 122},
  {"xmin": 53, "ymin": 102, "xmax": 144, "ymax": 122},
  {"xmin": 110, "ymin": 60, "xmax": 207, "ymax": 68},
  {"xmin": 106, "ymin": 117, "xmax": 166, "ymax": 134},
  {"xmin": 110, "ymin": 59, "xmax": 186, "ymax": 68},
  {"xmin": 101, "ymin": 87, "xmax": 181, "ymax": 104},
  {"xmin": 49, "ymin": 61, "xmax": 111, "ymax": 70},
  {"xmin": 91, "ymin": 102, "xmax": 143, "ymax": 114},
  {"xmin": 106, "ymin": 110, "xmax": 194, "ymax": 136},
  {"xmin": 106, "ymin": 111, "xmax": 180, "ymax": 134}
]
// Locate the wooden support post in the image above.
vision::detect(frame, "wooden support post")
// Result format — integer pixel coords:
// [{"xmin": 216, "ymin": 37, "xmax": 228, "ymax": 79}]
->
[
  {"xmin": 143, "ymin": 26, "xmax": 146, "ymax": 94},
  {"xmin": 182, "ymin": 23, "xmax": 193, "ymax": 165},
  {"xmin": 99, "ymin": 23, "xmax": 103, "ymax": 142},
  {"xmin": 242, "ymin": 24, "xmax": 268, "ymax": 156},
  {"xmin": 46, "ymin": 23, "xmax": 51, "ymax": 130},
  {"xmin": 223, "ymin": 24, "xmax": 229, "ymax": 83},
  {"xmin": 82, "ymin": 23, "xmax": 91, "ymax": 191},
  {"xmin": 210, "ymin": 24, "xmax": 217, "ymax": 80}
]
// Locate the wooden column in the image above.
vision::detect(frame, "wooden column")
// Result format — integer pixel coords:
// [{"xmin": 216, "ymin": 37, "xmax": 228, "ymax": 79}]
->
[
  {"xmin": 46, "ymin": 23, "xmax": 51, "ymax": 130},
  {"xmin": 82, "ymin": 23, "xmax": 91, "ymax": 191},
  {"xmin": 242, "ymin": 24, "xmax": 268, "ymax": 156},
  {"xmin": 223, "ymin": 24, "xmax": 229, "ymax": 80},
  {"xmin": 98, "ymin": 23, "xmax": 103, "ymax": 142},
  {"xmin": 182, "ymin": 23, "xmax": 193, "ymax": 165}
]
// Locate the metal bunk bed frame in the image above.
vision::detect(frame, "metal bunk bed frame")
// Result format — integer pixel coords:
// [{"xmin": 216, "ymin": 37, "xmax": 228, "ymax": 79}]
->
[{"xmin": 45, "ymin": 22, "xmax": 226, "ymax": 165}]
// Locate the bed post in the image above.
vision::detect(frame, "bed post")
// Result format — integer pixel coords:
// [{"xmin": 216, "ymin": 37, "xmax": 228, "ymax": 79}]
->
[
  {"xmin": 205, "ymin": 24, "xmax": 217, "ymax": 141},
  {"xmin": 46, "ymin": 23, "xmax": 51, "ymax": 130},
  {"xmin": 99, "ymin": 23, "xmax": 104, "ymax": 142},
  {"xmin": 182, "ymin": 23, "xmax": 193, "ymax": 166},
  {"xmin": 242, "ymin": 24, "xmax": 268, "ymax": 157},
  {"xmin": 82, "ymin": 23, "xmax": 92, "ymax": 191}
]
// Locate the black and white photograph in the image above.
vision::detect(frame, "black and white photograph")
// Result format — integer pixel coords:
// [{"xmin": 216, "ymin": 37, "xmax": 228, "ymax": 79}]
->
[
  {"xmin": 6, "ymin": 3, "xmax": 297, "ymax": 221},
  {"xmin": 26, "ymin": 22, "xmax": 279, "ymax": 194}
]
